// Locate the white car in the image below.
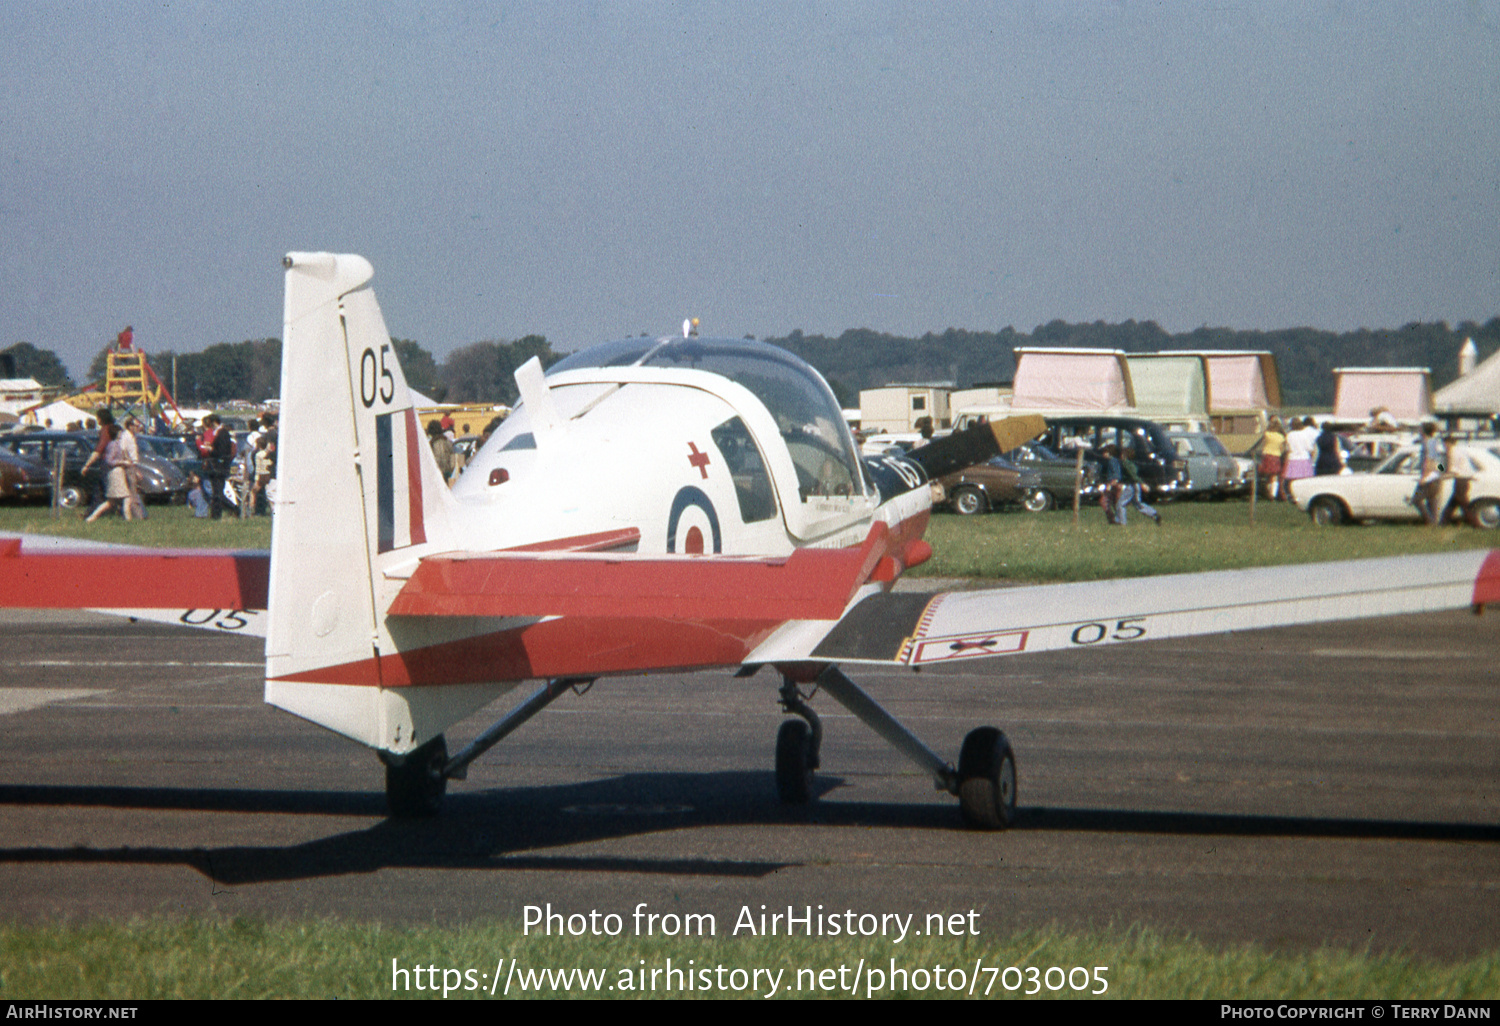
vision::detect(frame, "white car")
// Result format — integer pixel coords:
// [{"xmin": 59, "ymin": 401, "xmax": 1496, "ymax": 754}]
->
[{"xmin": 1290, "ymin": 442, "xmax": 1500, "ymax": 528}]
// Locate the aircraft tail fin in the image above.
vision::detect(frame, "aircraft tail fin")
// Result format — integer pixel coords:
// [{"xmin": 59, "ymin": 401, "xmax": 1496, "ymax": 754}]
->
[{"xmin": 265, "ymin": 253, "xmax": 498, "ymax": 752}]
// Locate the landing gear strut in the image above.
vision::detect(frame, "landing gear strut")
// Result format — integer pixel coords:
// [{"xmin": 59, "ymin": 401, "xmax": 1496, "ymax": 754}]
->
[
  {"xmin": 380, "ymin": 676, "xmax": 595, "ymax": 819},
  {"xmin": 770, "ymin": 664, "xmax": 1019, "ymax": 829}
]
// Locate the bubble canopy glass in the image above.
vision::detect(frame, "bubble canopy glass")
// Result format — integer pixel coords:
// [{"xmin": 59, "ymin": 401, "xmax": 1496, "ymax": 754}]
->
[{"xmin": 550, "ymin": 337, "xmax": 863, "ymax": 500}]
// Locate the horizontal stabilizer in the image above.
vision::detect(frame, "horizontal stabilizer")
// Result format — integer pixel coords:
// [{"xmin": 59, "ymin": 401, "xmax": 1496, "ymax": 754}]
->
[
  {"xmin": 389, "ymin": 524, "xmax": 891, "ymax": 622},
  {"xmin": 0, "ymin": 538, "xmax": 269, "ymax": 610}
]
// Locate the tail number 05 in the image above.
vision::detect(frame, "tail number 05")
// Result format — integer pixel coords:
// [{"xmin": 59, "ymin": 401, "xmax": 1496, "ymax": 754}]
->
[
  {"xmin": 1070, "ymin": 618, "xmax": 1147, "ymax": 646},
  {"xmin": 360, "ymin": 345, "xmax": 395, "ymax": 408}
]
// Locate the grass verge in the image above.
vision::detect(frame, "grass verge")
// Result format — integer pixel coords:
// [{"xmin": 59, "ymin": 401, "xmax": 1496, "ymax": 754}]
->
[
  {"xmin": 0, "ymin": 503, "xmax": 272, "ymax": 550},
  {"xmin": 916, "ymin": 499, "xmax": 1496, "ymax": 582},
  {"xmin": 2, "ymin": 920, "xmax": 1497, "ymax": 999}
]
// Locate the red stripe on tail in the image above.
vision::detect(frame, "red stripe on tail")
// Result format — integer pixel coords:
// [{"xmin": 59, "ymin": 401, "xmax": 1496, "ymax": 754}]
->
[{"xmin": 405, "ymin": 409, "xmax": 426, "ymax": 546}]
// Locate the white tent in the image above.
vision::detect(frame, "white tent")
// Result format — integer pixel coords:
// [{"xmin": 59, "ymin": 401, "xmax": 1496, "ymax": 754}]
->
[
  {"xmin": 1434, "ymin": 346, "xmax": 1500, "ymax": 415},
  {"xmin": 18, "ymin": 399, "xmax": 97, "ymax": 429},
  {"xmin": 1010, "ymin": 348, "xmax": 1134, "ymax": 411}
]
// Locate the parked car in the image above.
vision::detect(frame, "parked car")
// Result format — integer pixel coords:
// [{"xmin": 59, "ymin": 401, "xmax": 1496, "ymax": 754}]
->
[
  {"xmin": 1036, "ymin": 415, "xmax": 1185, "ymax": 499},
  {"xmin": 1004, "ymin": 441, "xmax": 1100, "ymax": 511},
  {"xmin": 0, "ymin": 444, "xmax": 52, "ymax": 503},
  {"xmin": 138, "ymin": 434, "xmax": 202, "ymax": 479},
  {"xmin": 935, "ymin": 456, "xmax": 1042, "ymax": 515},
  {"xmin": 1289, "ymin": 443, "xmax": 1500, "ymax": 528},
  {"xmin": 1170, "ymin": 431, "xmax": 1249, "ymax": 499},
  {"xmin": 0, "ymin": 431, "xmax": 91, "ymax": 506},
  {"xmin": 0, "ymin": 430, "xmax": 187, "ymax": 507},
  {"xmin": 1342, "ymin": 432, "xmax": 1415, "ymax": 473}
]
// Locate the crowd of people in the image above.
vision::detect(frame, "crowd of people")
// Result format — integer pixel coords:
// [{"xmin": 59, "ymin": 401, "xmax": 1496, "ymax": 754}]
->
[
  {"xmin": 1249, "ymin": 413, "xmax": 1483, "ymax": 526},
  {"xmin": 69, "ymin": 407, "xmax": 278, "ymax": 523}
]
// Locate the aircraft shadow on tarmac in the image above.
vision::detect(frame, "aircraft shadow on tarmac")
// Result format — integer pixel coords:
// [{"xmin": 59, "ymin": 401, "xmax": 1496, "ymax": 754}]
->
[{"xmin": 0, "ymin": 774, "xmax": 1495, "ymax": 887}]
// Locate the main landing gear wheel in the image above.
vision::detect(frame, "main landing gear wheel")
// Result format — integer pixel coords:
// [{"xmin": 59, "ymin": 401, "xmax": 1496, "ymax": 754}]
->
[
  {"xmin": 776, "ymin": 718, "xmax": 818, "ymax": 805},
  {"xmin": 385, "ymin": 734, "xmax": 448, "ymax": 818},
  {"xmin": 957, "ymin": 727, "xmax": 1016, "ymax": 830}
]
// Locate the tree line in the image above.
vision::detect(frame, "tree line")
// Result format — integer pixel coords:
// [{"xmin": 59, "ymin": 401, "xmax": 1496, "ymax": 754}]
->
[
  {"xmin": 764, "ymin": 317, "xmax": 1500, "ymax": 407},
  {"xmin": 0, "ymin": 336, "xmax": 563, "ymax": 407},
  {"xmin": 5, "ymin": 316, "xmax": 1497, "ymax": 408}
]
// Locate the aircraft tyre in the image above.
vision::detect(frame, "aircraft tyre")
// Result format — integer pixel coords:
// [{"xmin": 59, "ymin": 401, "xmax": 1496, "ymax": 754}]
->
[
  {"xmin": 775, "ymin": 719, "xmax": 816, "ymax": 805},
  {"xmin": 952, "ymin": 486, "xmax": 987, "ymax": 516},
  {"xmin": 386, "ymin": 734, "xmax": 448, "ymax": 818},
  {"xmin": 957, "ymin": 727, "xmax": 1016, "ymax": 830}
]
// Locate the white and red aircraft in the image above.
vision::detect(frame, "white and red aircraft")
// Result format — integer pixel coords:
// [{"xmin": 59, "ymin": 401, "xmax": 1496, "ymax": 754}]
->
[{"xmin": 4, "ymin": 252, "xmax": 1497, "ymax": 826}]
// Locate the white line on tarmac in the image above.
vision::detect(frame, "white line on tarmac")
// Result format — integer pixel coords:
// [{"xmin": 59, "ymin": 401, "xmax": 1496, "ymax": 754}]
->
[
  {"xmin": 1308, "ymin": 649, "xmax": 1466, "ymax": 659},
  {"xmin": 0, "ymin": 688, "xmax": 111, "ymax": 715},
  {"xmin": 16, "ymin": 660, "xmax": 261, "ymax": 668}
]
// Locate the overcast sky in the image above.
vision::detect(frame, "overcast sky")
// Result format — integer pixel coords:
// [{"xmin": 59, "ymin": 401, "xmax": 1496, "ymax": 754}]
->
[{"xmin": 3, "ymin": 1, "xmax": 1498, "ymax": 379}]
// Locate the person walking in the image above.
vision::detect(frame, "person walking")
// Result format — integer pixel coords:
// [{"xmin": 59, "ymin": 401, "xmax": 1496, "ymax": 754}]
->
[
  {"xmin": 120, "ymin": 417, "xmax": 146, "ymax": 519},
  {"xmin": 1117, "ymin": 447, "xmax": 1163, "ymax": 525},
  {"xmin": 1438, "ymin": 436, "xmax": 1478, "ymax": 526},
  {"xmin": 85, "ymin": 424, "xmax": 134, "ymax": 522},
  {"xmin": 1414, "ymin": 422, "xmax": 1446, "ymax": 526}
]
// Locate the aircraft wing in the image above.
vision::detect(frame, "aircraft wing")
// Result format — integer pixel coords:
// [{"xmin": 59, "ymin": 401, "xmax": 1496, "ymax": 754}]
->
[{"xmin": 750, "ymin": 548, "xmax": 1500, "ymax": 667}]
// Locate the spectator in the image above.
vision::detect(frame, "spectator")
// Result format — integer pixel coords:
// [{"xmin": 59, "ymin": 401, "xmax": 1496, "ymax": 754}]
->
[
  {"xmin": 1283, "ymin": 417, "xmax": 1318, "ymax": 486},
  {"xmin": 1438, "ymin": 436, "xmax": 1478, "ymax": 526},
  {"xmin": 199, "ymin": 414, "xmax": 234, "ymax": 520},
  {"xmin": 1414, "ymin": 423, "xmax": 1446, "ymax": 526},
  {"xmin": 1313, "ymin": 421, "xmax": 1347, "ymax": 477},
  {"xmin": 1251, "ymin": 417, "xmax": 1288, "ymax": 500},
  {"xmin": 428, "ymin": 419, "xmax": 455, "ymax": 481},
  {"xmin": 85, "ymin": 425, "xmax": 133, "ymax": 522},
  {"xmin": 185, "ymin": 473, "xmax": 210, "ymax": 517}
]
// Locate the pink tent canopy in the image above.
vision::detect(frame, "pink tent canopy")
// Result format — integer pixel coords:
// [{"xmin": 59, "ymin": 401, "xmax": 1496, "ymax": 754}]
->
[
  {"xmin": 1011, "ymin": 349, "xmax": 1133, "ymax": 411},
  {"xmin": 1333, "ymin": 368, "xmax": 1431, "ymax": 420}
]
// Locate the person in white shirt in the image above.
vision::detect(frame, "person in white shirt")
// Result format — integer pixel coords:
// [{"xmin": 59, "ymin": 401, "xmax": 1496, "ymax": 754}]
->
[{"xmin": 1282, "ymin": 417, "xmax": 1319, "ymax": 483}]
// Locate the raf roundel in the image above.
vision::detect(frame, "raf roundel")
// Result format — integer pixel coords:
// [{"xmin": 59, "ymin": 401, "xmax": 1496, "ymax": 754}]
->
[{"xmin": 667, "ymin": 486, "xmax": 722, "ymax": 554}]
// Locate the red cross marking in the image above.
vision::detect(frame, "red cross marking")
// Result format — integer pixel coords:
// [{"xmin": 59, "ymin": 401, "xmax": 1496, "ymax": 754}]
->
[{"xmin": 687, "ymin": 442, "xmax": 711, "ymax": 479}]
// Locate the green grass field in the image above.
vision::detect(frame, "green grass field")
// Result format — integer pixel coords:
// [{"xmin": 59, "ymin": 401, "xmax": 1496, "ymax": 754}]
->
[
  {"xmin": 2, "ymin": 920, "xmax": 1497, "ymax": 1000},
  {"xmin": 3, "ymin": 496, "xmax": 1492, "ymax": 584},
  {"xmin": 918, "ymin": 497, "xmax": 1496, "ymax": 582},
  {"xmin": 1, "ymin": 497, "xmax": 1496, "ymax": 999},
  {"xmin": 0, "ymin": 502, "xmax": 272, "ymax": 550}
]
